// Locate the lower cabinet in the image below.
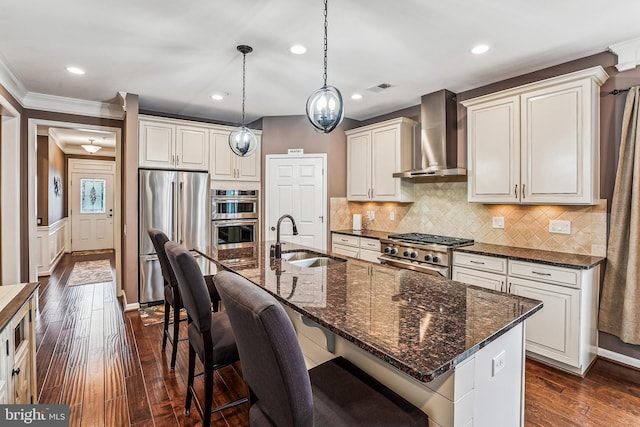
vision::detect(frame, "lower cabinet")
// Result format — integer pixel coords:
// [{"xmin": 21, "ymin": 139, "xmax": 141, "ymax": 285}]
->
[
  {"xmin": 453, "ymin": 252, "xmax": 597, "ymax": 375},
  {"xmin": 509, "ymin": 278, "xmax": 580, "ymax": 367},
  {"xmin": 331, "ymin": 233, "xmax": 381, "ymax": 263},
  {"xmin": 0, "ymin": 290, "xmax": 36, "ymax": 404}
]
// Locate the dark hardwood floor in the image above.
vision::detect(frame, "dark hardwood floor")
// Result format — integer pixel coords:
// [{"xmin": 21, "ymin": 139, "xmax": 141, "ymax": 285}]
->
[{"xmin": 36, "ymin": 253, "xmax": 640, "ymax": 426}]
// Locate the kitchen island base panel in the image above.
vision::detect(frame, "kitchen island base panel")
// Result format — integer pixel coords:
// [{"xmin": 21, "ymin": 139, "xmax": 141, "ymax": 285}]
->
[{"xmin": 283, "ymin": 303, "xmax": 526, "ymax": 427}]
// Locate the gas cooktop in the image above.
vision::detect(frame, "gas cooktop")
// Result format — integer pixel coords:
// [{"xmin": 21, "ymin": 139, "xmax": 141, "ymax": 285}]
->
[{"xmin": 387, "ymin": 233, "xmax": 474, "ymax": 247}]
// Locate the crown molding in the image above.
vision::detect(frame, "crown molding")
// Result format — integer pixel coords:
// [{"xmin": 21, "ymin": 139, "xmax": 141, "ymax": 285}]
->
[
  {"xmin": 23, "ymin": 92, "xmax": 125, "ymax": 120},
  {"xmin": 0, "ymin": 54, "xmax": 28, "ymax": 103},
  {"xmin": 610, "ymin": 37, "xmax": 640, "ymax": 72}
]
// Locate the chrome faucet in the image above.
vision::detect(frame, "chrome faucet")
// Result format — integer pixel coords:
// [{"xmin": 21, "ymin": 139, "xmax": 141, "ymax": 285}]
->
[{"xmin": 272, "ymin": 214, "xmax": 298, "ymax": 259}]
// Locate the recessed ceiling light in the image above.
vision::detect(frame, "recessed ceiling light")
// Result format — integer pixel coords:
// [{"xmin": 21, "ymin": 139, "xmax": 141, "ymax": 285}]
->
[
  {"xmin": 471, "ymin": 44, "xmax": 490, "ymax": 55},
  {"xmin": 289, "ymin": 44, "xmax": 307, "ymax": 55},
  {"xmin": 351, "ymin": 93, "xmax": 363, "ymax": 100},
  {"xmin": 211, "ymin": 94, "xmax": 224, "ymax": 101},
  {"xmin": 65, "ymin": 66, "xmax": 85, "ymax": 75}
]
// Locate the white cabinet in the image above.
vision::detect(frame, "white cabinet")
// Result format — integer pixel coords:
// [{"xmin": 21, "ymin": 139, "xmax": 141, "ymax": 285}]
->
[
  {"xmin": 462, "ymin": 66, "xmax": 608, "ymax": 205},
  {"xmin": 139, "ymin": 117, "xmax": 209, "ymax": 171},
  {"xmin": 209, "ymin": 131, "xmax": 261, "ymax": 182},
  {"xmin": 452, "ymin": 251, "xmax": 598, "ymax": 375},
  {"xmin": 331, "ymin": 233, "xmax": 381, "ymax": 263},
  {"xmin": 0, "ymin": 289, "xmax": 37, "ymax": 405},
  {"xmin": 346, "ymin": 117, "xmax": 416, "ymax": 202}
]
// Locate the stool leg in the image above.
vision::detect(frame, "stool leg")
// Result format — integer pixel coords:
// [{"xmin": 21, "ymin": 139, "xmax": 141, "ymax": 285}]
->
[
  {"xmin": 204, "ymin": 364, "xmax": 213, "ymax": 427},
  {"xmin": 185, "ymin": 344, "xmax": 196, "ymax": 415},
  {"xmin": 170, "ymin": 302, "xmax": 180, "ymax": 372},
  {"xmin": 162, "ymin": 300, "xmax": 170, "ymax": 351}
]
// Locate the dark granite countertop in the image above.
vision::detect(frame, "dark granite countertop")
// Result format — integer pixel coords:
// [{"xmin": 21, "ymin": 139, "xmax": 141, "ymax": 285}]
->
[
  {"xmin": 455, "ymin": 242, "xmax": 606, "ymax": 270},
  {"xmin": 331, "ymin": 229, "xmax": 391, "ymax": 240},
  {"xmin": 199, "ymin": 242, "xmax": 542, "ymax": 382}
]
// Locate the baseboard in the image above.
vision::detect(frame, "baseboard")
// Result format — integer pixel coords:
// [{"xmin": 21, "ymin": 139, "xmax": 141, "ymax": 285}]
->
[{"xmin": 598, "ymin": 347, "xmax": 640, "ymax": 369}]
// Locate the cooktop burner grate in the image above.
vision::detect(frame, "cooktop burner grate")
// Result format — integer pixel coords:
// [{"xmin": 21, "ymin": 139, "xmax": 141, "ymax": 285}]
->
[{"xmin": 387, "ymin": 233, "xmax": 474, "ymax": 247}]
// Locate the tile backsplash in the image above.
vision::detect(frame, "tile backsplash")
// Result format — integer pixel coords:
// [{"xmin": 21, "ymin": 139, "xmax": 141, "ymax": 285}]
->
[{"xmin": 330, "ymin": 182, "xmax": 607, "ymax": 256}]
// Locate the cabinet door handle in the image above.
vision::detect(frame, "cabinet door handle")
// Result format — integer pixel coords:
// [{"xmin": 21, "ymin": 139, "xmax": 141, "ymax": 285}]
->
[
  {"xmin": 470, "ymin": 260, "xmax": 485, "ymax": 265},
  {"xmin": 522, "ymin": 184, "xmax": 526, "ymax": 199},
  {"xmin": 176, "ymin": 155, "xmax": 179, "ymax": 164},
  {"xmin": 12, "ymin": 368, "xmax": 20, "ymax": 376},
  {"xmin": 514, "ymin": 184, "xmax": 518, "ymax": 199},
  {"xmin": 500, "ymin": 281, "xmax": 504, "ymax": 292},
  {"xmin": 371, "ymin": 188, "xmax": 374, "ymax": 198},
  {"xmin": 508, "ymin": 282, "xmax": 512, "ymax": 293},
  {"xmin": 531, "ymin": 271, "xmax": 551, "ymax": 276}
]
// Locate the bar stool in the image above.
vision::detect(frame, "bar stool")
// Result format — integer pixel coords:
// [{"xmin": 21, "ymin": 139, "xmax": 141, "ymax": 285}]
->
[
  {"xmin": 165, "ymin": 242, "xmax": 248, "ymax": 427},
  {"xmin": 148, "ymin": 229, "xmax": 185, "ymax": 372},
  {"xmin": 214, "ymin": 270, "xmax": 429, "ymax": 426}
]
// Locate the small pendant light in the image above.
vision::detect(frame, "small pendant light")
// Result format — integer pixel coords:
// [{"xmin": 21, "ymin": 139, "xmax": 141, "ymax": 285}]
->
[
  {"xmin": 306, "ymin": 0, "xmax": 344, "ymax": 133},
  {"xmin": 229, "ymin": 45, "xmax": 258, "ymax": 156}
]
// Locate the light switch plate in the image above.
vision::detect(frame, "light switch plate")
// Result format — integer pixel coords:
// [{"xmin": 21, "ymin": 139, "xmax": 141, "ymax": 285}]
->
[
  {"xmin": 390, "ymin": 211, "xmax": 395, "ymax": 221},
  {"xmin": 492, "ymin": 217, "xmax": 504, "ymax": 229},
  {"xmin": 549, "ymin": 220, "xmax": 571, "ymax": 234},
  {"xmin": 492, "ymin": 350, "xmax": 506, "ymax": 376}
]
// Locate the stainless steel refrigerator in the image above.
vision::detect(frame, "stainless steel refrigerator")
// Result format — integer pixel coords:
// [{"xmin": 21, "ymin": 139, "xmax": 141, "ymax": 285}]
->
[{"xmin": 139, "ymin": 169, "xmax": 210, "ymax": 304}]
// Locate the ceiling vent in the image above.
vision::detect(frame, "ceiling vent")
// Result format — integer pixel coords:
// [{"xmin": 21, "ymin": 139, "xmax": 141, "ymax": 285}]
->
[{"xmin": 367, "ymin": 83, "xmax": 393, "ymax": 93}]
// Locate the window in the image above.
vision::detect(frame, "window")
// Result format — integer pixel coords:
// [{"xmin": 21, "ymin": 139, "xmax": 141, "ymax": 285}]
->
[{"xmin": 80, "ymin": 179, "xmax": 106, "ymax": 213}]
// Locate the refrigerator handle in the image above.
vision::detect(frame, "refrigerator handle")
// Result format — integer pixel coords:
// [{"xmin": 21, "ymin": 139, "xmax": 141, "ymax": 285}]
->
[
  {"xmin": 171, "ymin": 181, "xmax": 177, "ymax": 242},
  {"xmin": 178, "ymin": 181, "xmax": 184, "ymax": 245}
]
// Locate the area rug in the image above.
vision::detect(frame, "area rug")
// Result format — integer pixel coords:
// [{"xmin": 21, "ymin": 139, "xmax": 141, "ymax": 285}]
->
[
  {"xmin": 67, "ymin": 259, "xmax": 113, "ymax": 286},
  {"xmin": 139, "ymin": 304, "xmax": 187, "ymax": 327}
]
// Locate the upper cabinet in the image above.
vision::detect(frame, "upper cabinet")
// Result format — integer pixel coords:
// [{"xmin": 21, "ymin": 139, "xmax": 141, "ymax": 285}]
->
[
  {"xmin": 462, "ymin": 66, "xmax": 609, "ymax": 205},
  {"xmin": 139, "ymin": 117, "xmax": 209, "ymax": 171},
  {"xmin": 346, "ymin": 117, "xmax": 416, "ymax": 202},
  {"xmin": 209, "ymin": 131, "xmax": 261, "ymax": 182}
]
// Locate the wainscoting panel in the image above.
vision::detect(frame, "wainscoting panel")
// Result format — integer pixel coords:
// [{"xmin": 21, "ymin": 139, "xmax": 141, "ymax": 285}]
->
[{"xmin": 37, "ymin": 218, "xmax": 68, "ymax": 276}]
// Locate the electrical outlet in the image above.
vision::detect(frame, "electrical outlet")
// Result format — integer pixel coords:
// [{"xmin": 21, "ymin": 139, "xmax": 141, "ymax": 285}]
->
[
  {"xmin": 492, "ymin": 350, "xmax": 506, "ymax": 376},
  {"xmin": 390, "ymin": 211, "xmax": 395, "ymax": 221},
  {"xmin": 492, "ymin": 216, "xmax": 504, "ymax": 229},
  {"xmin": 367, "ymin": 211, "xmax": 375, "ymax": 221},
  {"xmin": 549, "ymin": 220, "xmax": 571, "ymax": 234}
]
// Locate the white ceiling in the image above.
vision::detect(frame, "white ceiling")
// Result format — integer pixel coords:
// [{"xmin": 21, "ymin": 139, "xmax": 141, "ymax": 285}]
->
[{"xmin": 1, "ymin": 0, "xmax": 639, "ymax": 125}]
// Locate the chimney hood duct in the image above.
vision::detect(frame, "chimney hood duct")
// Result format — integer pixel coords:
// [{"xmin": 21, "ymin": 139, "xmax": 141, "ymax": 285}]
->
[{"xmin": 393, "ymin": 89, "xmax": 466, "ymax": 178}]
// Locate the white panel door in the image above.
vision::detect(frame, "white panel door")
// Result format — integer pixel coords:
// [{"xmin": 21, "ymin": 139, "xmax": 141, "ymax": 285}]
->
[
  {"xmin": 346, "ymin": 132, "xmax": 371, "ymax": 201},
  {"xmin": 266, "ymin": 155, "xmax": 326, "ymax": 251},
  {"xmin": 70, "ymin": 161, "xmax": 115, "ymax": 251},
  {"xmin": 209, "ymin": 131, "xmax": 235, "ymax": 180},
  {"xmin": 139, "ymin": 120, "xmax": 174, "ymax": 168},
  {"xmin": 467, "ymin": 96, "xmax": 520, "ymax": 202},
  {"xmin": 371, "ymin": 125, "xmax": 400, "ymax": 199},
  {"xmin": 176, "ymin": 125, "xmax": 209, "ymax": 170}
]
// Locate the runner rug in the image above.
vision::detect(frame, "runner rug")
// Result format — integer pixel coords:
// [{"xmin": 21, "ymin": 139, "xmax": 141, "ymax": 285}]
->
[
  {"xmin": 139, "ymin": 304, "xmax": 187, "ymax": 327},
  {"xmin": 67, "ymin": 259, "xmax": 113, "ymax": 287}
]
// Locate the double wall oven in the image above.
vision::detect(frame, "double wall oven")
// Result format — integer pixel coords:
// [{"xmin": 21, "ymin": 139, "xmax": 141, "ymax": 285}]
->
[{"xmin": 211, "ymin": 189, "xmax": 259, "ymax": 264}]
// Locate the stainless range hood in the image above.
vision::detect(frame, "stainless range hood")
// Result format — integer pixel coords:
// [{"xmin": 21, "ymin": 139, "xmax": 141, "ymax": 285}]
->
[{"xmin": 393, "ymin": 89, "xmax": 466, "ymax": 178}]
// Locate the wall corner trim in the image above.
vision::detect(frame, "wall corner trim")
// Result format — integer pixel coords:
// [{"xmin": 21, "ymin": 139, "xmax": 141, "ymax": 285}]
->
[
  {"xmin": 609, "ymin": 37, "xmax": 640, "ymax": 72},
  {"xmin": 597, "ymin": 347, "xmax": 640, "ymax": 369},
  {"xmin": 0, "ymin": 55, "xmax": 28, "ymax": 103}
]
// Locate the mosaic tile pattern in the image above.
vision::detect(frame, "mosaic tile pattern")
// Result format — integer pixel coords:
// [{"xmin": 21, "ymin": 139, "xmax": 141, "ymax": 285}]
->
[{"xmin": 330, "ymin": 182, "xmax": 607, "ymax": 256}]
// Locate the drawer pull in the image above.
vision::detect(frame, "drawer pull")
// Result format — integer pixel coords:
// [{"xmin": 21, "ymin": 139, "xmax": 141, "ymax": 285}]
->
[
  {"xmin": 531, "ymin": 271, "xmax": 551, "ymax": 276},
  {"xmin": 469, "ymin": 260, "xmax": 485, "ymax": 265}
]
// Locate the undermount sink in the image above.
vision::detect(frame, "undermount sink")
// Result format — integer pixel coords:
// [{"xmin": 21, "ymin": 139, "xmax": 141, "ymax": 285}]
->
[{"xmin": 281, "ymin": 250, "xmax": 346, "ymax": 268}]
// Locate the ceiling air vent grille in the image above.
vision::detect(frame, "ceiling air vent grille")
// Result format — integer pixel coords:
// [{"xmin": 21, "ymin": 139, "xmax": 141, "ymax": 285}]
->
[{"xmin": 367, "ymin": 83, "xmax": 393, "ymax": 93}]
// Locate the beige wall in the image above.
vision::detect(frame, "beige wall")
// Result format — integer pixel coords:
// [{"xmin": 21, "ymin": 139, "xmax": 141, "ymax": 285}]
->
[{"xmin": 47, "ymin": 136, "xmax": 65, "ymax": 224}]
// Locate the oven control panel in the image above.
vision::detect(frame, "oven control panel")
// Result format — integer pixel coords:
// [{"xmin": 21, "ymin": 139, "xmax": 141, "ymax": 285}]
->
[{"xmin": 381, "ymin": 242, "xmax": 449, "ymax": 267}]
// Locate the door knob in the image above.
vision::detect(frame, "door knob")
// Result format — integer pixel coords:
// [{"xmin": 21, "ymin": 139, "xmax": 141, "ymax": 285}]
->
[
  {"xmin": 270, "ymin": 226, "xmax": 276, "ymax": 231},
  {"xmin": 12, "ymin": 367, "xmax": 20, "ymax": 376}
]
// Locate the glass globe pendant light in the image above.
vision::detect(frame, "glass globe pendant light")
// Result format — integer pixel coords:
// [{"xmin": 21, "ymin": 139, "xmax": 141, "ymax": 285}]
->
[
  {"xmin": 306, "ymin": 0, "xmax": 344, "ymax": 133},
  {"xmin": 229, "ymin": 45, "xmax": 258, "ymax": 156}
]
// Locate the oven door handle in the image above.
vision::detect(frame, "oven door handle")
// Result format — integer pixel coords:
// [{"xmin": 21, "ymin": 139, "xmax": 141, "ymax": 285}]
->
[
  {"xmin": 213, "ymin": 219, "xmax": 259, "ymax": 227},
  {"xmin": 378, "ymin": 255, "xmax": 449, "ymax": 277}
]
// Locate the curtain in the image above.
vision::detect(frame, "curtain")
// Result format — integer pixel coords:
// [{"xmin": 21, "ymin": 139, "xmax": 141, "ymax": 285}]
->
[{"xmin": 599, "ymin": 86, "xmax": 640, "ymax": 345}]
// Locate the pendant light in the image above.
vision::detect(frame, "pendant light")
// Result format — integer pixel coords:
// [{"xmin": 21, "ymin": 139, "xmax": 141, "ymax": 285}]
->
[
  {"xmin": 229, "ymin": 45, "xmax": 258, "ymax": 157},
  {"xmin": 81, "ymin": 138, "xmax": 101, "ymax": 154},
  {"xmin": 305, "ymin": 0, "xmax": 344, "ymax": 133}
]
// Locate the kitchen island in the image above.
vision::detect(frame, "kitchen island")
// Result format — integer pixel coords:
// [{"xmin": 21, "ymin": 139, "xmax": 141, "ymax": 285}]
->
[{"xmin": 200, "ymin": 242, "xmax": 542, "ymax": 426}]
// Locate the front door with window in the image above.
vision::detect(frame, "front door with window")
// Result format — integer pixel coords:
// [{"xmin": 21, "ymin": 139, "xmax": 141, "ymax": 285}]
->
[{"xmin": 70, "ymin": 160, "xmax": 115, "ymax": 251}]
